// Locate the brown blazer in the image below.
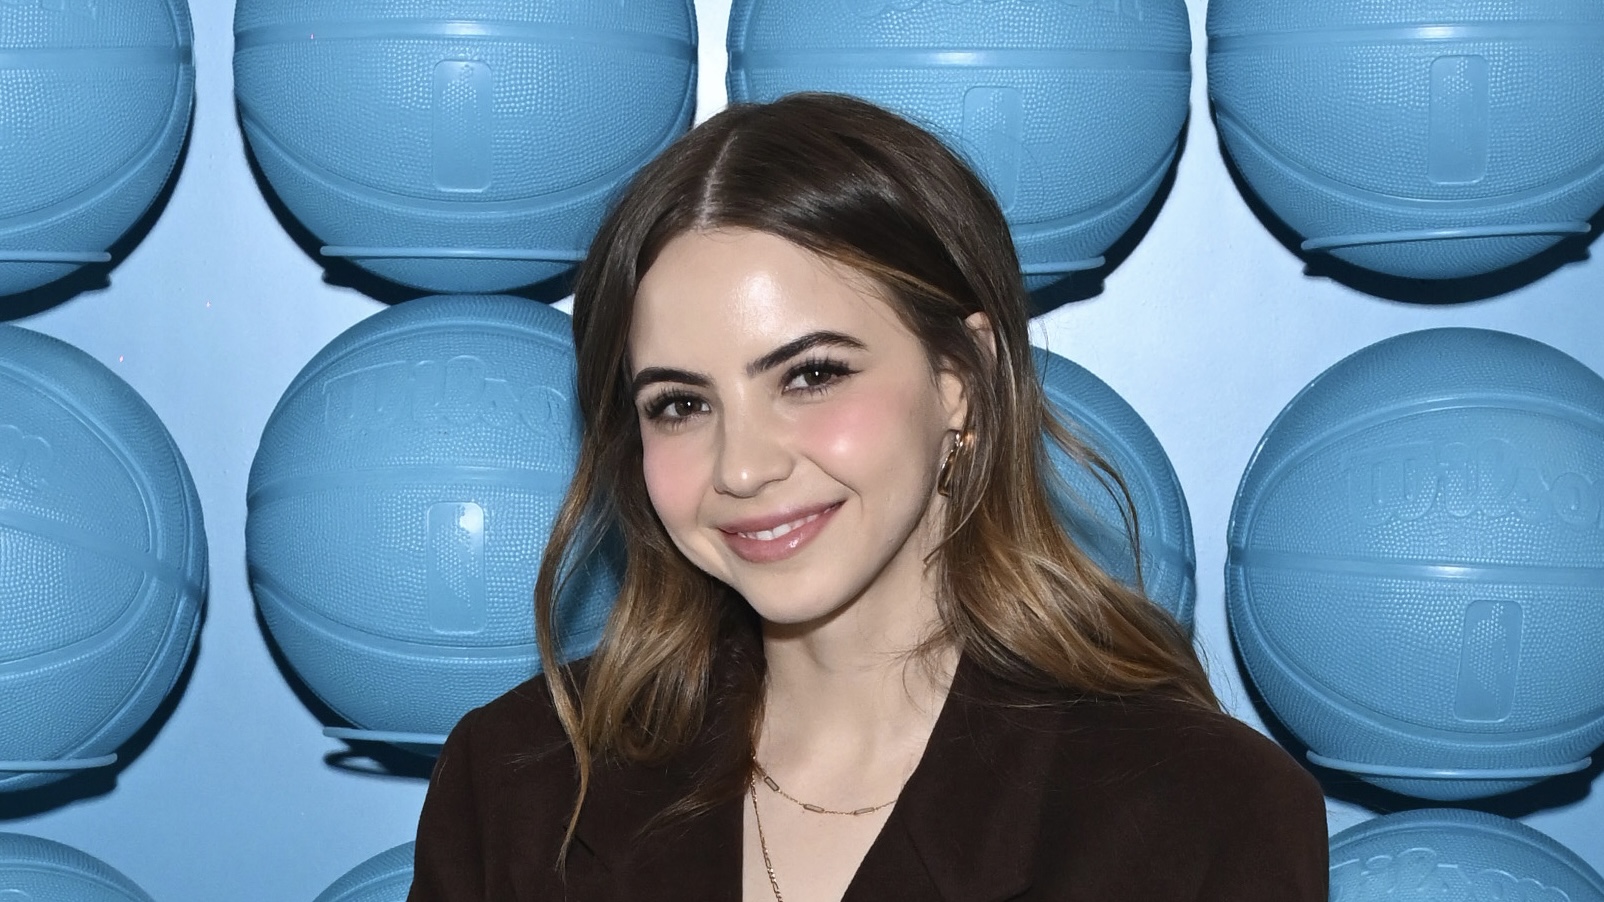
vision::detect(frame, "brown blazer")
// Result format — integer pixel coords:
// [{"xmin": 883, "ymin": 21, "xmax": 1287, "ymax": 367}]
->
[{"xmin": 408, "ymin": 655, "xmax": 1329, "ymax": 901}]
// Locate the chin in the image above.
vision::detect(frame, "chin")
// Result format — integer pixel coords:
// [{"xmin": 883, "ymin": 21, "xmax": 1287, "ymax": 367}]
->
[{"xmin": 736, "ymin": 582, "xmax": 858, "ymax": 631}]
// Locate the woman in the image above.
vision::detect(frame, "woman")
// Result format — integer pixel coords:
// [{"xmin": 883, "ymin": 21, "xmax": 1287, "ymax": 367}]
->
[{"xmin": 409, "ymin": 93, "xmax": 1328, "ymax": 901}]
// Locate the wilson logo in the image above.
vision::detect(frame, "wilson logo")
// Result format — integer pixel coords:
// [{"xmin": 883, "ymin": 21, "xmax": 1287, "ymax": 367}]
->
[
  {"xmin": 0, "ymin": 0, "xmax": 96, "ymax": 17},
  {"xmin": 323, "ymin": 356, "xmax": 568, "ymax": 433},
  {"xmin": 846, "ymin": 0, "xmax": 1142, "ymax": 22},
  {"xmin": 0, "ymin": 424, "xmax": 53, "ymax": 492},
  {"xmin": 1330, "ymin": 847, "xmax": 1570, "ymax": 902},
  {"xmin": 1345, "ymin": 439, "xmax": 1603, "ymax": 530}
]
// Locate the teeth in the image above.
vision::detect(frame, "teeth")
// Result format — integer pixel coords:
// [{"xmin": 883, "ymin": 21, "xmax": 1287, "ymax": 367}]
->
[{"xmin": 739, "ymin": 511, "xmax": 821, "ymax": 541}]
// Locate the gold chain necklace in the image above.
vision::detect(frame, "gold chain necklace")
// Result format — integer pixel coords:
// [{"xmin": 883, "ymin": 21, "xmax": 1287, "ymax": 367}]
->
[
  {"xmin": 747, "ymin": 764, "xmax": 903, "ymax": 902},
  {"xmin": 751, "ymin": 760, "xmax": 899, "ymax": 816},
  {"xmin": 749, "ymin": 779, "xmax": 786, "ymax": 902}
]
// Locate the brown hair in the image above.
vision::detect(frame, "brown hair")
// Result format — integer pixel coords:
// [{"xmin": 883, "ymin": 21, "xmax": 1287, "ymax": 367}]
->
[{"xmin": 535, "ymin": 92, "xmax": 1215, "ymax": 850}]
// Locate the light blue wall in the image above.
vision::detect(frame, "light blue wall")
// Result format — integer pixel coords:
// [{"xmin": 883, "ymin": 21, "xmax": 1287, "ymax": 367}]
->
[{"xmin": 1, "ymin": 1, "xmax": 1600, "ymax": 899}]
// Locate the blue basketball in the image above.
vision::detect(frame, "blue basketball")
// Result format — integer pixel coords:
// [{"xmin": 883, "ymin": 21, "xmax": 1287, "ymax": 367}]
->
[
  {"xmin": 0, "ymin": 833, "xmax": 155, "ymax": 902},
  {"xmin": 1330, "ymin": 809, "xmax": 1604, "ymax": 902},
  {"xmin": 1209, "ymin": 0, "xmax": 1604, "ymax": 280},
  {"xmin": 728, "ymin": 0, "xmax": 1190, "ymax": 287},
  {"xmin": 315, "ymin": 843, "xmax": 413, "ymax": 902},
  {"xmin": 1228, "ymin": 328, "xmax": 1604, "ymax": 800},
  {"xmin": 246, "ymin": 296, "xmax": 614, "ymax": 745},
  {"xmin": 0, "ymin": 326, "xmax": 205, "ymax": 793},
  {"xmin": 0, "ymin": 0, "xmax": 193, "ymax": 297},
  {"xmin": 233, "ymin": 0, "xmax": 697, "ymax": 294},
  {"xmin": 1036, "ymin": 347, "xmax": 1195, "ymax": 629}
]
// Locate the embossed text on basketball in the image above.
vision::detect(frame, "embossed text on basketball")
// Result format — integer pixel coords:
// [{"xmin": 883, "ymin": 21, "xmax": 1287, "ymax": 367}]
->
[
  {"xmin": 321, "ymin": 357, "xmax": 566, "ymax": 432},
  {"xmin": 1345, "ymin": 439, "xmax": 1603, "ymax": 530},
  {"xmin": 1330, "ymin": 847, "xmax": 1568, "ymax": 902},
  {"xmin": 0, "ymin": 425, "xmax": 53, "ymax": 492}
]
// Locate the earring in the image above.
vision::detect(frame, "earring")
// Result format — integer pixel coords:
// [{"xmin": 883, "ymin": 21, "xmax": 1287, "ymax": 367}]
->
[{"xmin": 936, "ymin": 430, "xmax": 971, "ymax": 497}]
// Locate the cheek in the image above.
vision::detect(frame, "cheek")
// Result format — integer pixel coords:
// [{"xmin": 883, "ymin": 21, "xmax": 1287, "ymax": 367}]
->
[
  {"xmin": 798, "ymin": 382, "xmax": 939, "ymax": 479},
  {"xmin": 640, "ymin": 432, "xmax": 706, "ymax": 529}
]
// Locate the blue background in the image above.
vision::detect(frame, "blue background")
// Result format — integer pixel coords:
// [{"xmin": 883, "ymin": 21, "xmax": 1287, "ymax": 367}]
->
[{"xmin": 1, "ymin": 0, "xmax": 1600, "ymax": 898}]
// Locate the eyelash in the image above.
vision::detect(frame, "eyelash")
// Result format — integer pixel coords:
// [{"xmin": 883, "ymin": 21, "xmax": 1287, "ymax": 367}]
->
[
  {"xmin": 639, "ymin": 356, "xmax": 858, "ymax": 427},
  {"xmin": 782, "ymin": 356, "xmax": 856, "ymax": 395},
  {"xmin": 642, "ymin": 391, "xmax": 706, "ymax": 424}
]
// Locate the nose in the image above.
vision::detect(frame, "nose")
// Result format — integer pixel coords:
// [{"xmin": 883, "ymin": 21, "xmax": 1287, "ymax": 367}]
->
[{"xmin": 712, "ymin": 404, "xmax": 793, "ymax": 498}]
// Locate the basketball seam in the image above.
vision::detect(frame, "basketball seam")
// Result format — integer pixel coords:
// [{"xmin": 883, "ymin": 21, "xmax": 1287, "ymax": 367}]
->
[
  {"xmin": 1228, "ymin": 570, "xmax": 1604, "ymax": 746},
  {"xmin": 0, "ymin": 68, "xmax": 192, "ymax": 232},
  {"xmin": 1213, "ymin": 109, "xmax": 1604, "ymax": 211},
  {"xmin": 237, "ymin": 106, "xmax": 676, "ymax": 215}
]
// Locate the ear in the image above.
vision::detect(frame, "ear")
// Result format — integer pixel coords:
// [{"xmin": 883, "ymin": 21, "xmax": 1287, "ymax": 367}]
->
[
  {"xmin": 963, "ymin": 311, "xmax": 996, "ymax": 363},
  {"xmin": 937, "ymin": 312, "xmax": 996, "ymax": 431}
]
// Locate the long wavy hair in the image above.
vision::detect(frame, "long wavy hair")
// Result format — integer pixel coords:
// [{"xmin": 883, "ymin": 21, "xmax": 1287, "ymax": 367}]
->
[{"xmin": 535, "ymin": 92, "xmax": 1215, "ymax": 850}]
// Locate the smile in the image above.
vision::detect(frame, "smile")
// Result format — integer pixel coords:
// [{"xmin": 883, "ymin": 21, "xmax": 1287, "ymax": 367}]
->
[
  {"xmin": 737, "ymin": 511, "xmax": 823, "ymax": 541},
  {"xmin": 718, "ymin": 502, "xmax": 842, "ymax": 564}
]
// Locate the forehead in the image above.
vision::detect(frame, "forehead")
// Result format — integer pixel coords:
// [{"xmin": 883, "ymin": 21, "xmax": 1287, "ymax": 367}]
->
[{"xmin": 629, "ymin": 228, "xmax": 914, "ymax": 370}]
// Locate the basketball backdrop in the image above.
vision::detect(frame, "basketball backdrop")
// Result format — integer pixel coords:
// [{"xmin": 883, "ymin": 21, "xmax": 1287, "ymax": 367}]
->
[
  {"xmin": 0, "ymin": 326, "xmax": 205, "ymax": 793},
  {"xmin": 728, "ymin": 0, "xmax": 1191, "ymax": 288},
  {"xmin": 0, "ymin": 0, "xmax": 194, "ymax": 297},
  {"xmin": 233, "ymin": 0, "xmax": 697, "ymax": 294},
  {"xmin": 1329, "ymin": 809, "xmax": 1604, "ymax": 902},
  {"xmin": 0, "ymin": 833, "xmax": 156, "ymax": 902},
  {"xmin": 314, "ymin": 843, "xmax": 413, "ymax": 902},
  {"xmin": 1209, "ymin": 0, "xmax": 1604, "ymax": 280},
  {"xmin": 246, "ymin": 296, "xmax": 615, "ymax": 747},
  {"xmin": 1229, "ymin": 329, "xmax": 1604, "ymax": 800},
  {"xmin": 1036, "ymin": 347, "xmax": 1195, "ymax": 629}
]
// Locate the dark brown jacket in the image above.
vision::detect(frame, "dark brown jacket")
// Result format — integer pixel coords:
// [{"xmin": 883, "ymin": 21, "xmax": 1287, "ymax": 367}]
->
[{"xmin": 408, "ymin": 655, "xmax": 1329, "ymax": 901}]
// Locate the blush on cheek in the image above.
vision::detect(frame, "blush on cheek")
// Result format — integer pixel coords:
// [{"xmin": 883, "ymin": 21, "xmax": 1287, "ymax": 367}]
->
[
  {"xmin": 801, "ymin": 383, "xmax": 924, "ymax": 468},
  {"xmin": 640, "ymin": 434, "xmax": 705, "ymax": 530}
]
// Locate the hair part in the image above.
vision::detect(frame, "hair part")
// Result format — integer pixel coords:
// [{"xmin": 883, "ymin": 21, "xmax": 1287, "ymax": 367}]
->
[{"xmin": 534, "ymin": 92, "xmax": 1216, "ymax": 861}]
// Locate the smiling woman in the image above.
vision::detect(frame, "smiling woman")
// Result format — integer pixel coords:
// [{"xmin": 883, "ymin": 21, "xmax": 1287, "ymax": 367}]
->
[{"xmin": 407, "ymin": 93, "xmax": 1328, "ymax": 902}]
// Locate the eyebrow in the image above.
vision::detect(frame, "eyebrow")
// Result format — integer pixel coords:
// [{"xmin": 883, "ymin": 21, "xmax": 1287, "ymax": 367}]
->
[{"xmin": 630, "ymin": 330, "xmax": 867, "ymax": 397}]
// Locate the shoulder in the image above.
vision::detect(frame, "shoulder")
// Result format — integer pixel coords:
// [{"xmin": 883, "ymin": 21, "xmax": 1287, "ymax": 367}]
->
[
  {"xmin": 446, "ymin": 670, "xmax": 575, "ymax": 761},
  {"xmin": 1045, "ymin": 691, "xmax": 1323, "ymax": 814},
  {"xmin": 409, "ymin": 669, "xmax": 582, "ymax": 899},
  {"xmin": 1027, "ymin": 692, "xmax": 1329, "ymax": 899},
  {"xmin": 431, "ymin": 667, "xmax": 580, "ymax": 806},
  {"xmin": 410, "ymin": 667, "xmax": 598, "ymax": 898}
]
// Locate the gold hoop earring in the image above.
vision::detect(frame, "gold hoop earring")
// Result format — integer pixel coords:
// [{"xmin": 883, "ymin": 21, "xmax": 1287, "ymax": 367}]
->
[{"xmin": 936, "ymin": 430, "xmax": 971, "ymax": 498}]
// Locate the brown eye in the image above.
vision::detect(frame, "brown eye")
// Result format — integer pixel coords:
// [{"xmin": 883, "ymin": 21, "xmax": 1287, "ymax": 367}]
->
[
  {"xmin": 665, "ymin": 398, "xmax": 704, "ymax": 418},
  {"xmin": 796, "ymin": 367, "xmax": 834, "ymax": 388},
  {"xmin": 783, "ymin": 359, "xmax": 855, "ymax": 394},
  {"xmin": 644, "ymin": 392, "xmax": 708, "ymax": 423}
]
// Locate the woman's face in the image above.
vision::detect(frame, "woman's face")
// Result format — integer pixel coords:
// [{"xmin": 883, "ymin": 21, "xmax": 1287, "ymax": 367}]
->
[{"xmin": 628, "ymin": 228, "xmax": 968, "ymax": 629}]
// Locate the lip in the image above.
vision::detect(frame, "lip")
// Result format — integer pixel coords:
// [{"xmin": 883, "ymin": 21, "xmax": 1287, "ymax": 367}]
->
[{"xmin": 717, "ymin": 501, "xmax": 842, "ymax": 564}]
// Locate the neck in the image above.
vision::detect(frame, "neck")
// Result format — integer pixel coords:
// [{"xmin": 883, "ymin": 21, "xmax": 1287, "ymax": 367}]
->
[{"xmin": 754, "ymin": 581, "xmax": 959, "ymax": 798}]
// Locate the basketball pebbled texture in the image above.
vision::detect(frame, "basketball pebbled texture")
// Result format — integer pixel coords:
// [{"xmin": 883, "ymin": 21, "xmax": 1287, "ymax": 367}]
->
[
  {"xmin": 314, "ymin": 843, "xmax": 414, "ymax": 902},
  {"xmin": 1328, "ymin": 809, "xmax": 1604, "ymax": 902},
  {"xmin": 1036, "ymin": 347, "xmax": 1195, "ymax": 630},
  {"xmin": 233, "ymin": 0, "xmax": 697, "ymax": 294},
  {"xmin": 1209, "ymin": 0, "xmax": 1604, "ymax": 280},
  {"xmin": 0, "ymin": 326, "xmax": 205, "ymax": 794},
  {"xmin": 1228, "ymin": 328, "xmax": 1604, "ymax": 800},
  {"xmin": 728, "ymin": 0, "xmax": 1191, "ymax": 288},
  {"xmin": 0, "ymin": 832, "xmax": 156, "ymax": 902},
  {"xmin": 0, "ymin": 0, "xmax": 194, "ymax": 297},
  {"xmin": 246, "ymin": 295, "xmax": 615, "ymax": 741}
]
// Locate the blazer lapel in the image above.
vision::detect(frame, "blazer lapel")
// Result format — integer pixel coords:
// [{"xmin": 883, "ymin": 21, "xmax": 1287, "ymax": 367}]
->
[{"xmin": 846, "ymin": 656, "xmax": 1058, "ymax": 902}]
